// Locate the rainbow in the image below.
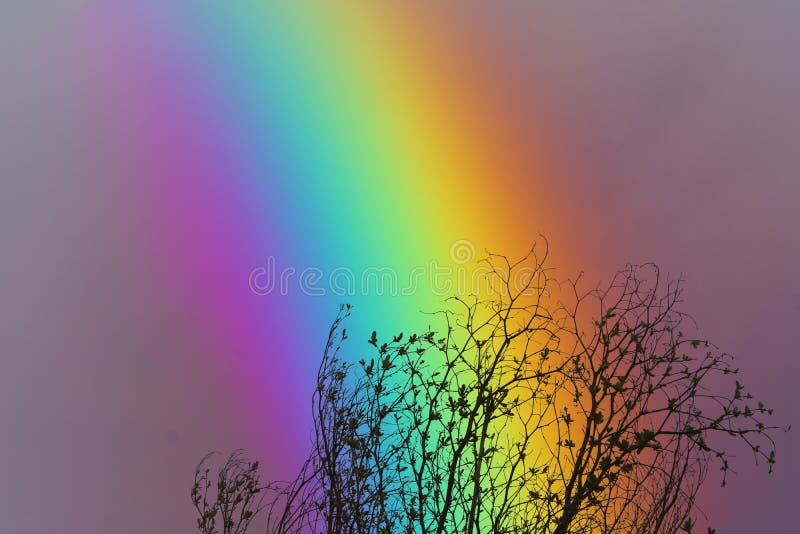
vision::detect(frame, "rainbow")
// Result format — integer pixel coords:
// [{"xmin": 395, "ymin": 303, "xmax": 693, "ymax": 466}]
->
[{"xmin": 50, "ymin": 1, "xmax": 589, "ymax": 472}]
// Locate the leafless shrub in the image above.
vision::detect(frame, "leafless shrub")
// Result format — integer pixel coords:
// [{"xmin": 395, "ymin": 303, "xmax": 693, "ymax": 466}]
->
[{"xmin": 193, "ymin": 243, "xmax": 784, "ymax": 533}]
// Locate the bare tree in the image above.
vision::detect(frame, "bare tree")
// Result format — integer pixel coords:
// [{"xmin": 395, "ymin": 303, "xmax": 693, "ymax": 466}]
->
[
  {"xmin": 541, "ymin": 261, "xmax": 780, "ymax": 534},
  {"xmin": 193, "ymin": 244, "xmax": 783, "ymax": 533},
  {"xmin": 191, "ymin": 450, "xmax": 269, "ymax": 534}
]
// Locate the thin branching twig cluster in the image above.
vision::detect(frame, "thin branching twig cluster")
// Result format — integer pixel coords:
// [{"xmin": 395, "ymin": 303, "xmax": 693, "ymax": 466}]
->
[
  {"xmin": 192, "ymin": 450, "xmax": 270, "ymax": 534},
  {"xmin": 193, "ymin": 244, "xmax": 783, "ymax": 534}
]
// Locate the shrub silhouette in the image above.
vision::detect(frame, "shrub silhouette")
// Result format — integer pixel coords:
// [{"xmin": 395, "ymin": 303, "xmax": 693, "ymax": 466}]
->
[{"xmin": 193, "ymin": 246, "xmax": 783, "ymax": 533}]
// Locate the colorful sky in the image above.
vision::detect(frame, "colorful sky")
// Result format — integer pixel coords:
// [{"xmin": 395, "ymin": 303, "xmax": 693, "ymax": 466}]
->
[{"xmin": 1, "ymin": 1, "xmax": 797, "ymax": 532}]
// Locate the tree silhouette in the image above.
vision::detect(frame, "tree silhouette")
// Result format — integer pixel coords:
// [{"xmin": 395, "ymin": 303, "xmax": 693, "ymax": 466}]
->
[
  {"xmin": 191, "ymin": 450, "xmax": 269, "ymax": 534},
  {"xmin": 193, "ymin": 245, "xmax": 783, "ymax": 533}
]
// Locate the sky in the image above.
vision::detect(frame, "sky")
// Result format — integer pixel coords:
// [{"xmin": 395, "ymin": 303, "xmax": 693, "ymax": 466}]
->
[{"xmin": 1, "ymin": 1, "xmax": 797, "ymax": 532}]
